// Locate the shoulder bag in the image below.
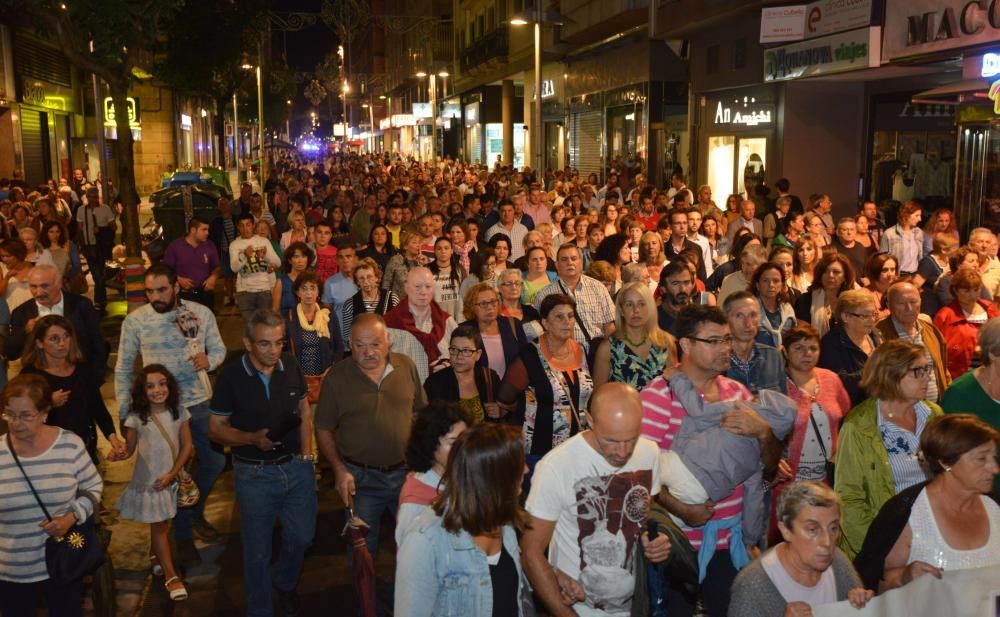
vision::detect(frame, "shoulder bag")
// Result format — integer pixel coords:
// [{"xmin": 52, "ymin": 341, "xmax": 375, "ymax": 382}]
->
[
  {"xmin": 149, "ymin": 413, "xmax": 200, "ymax": 508},
  {"xmin": 7, "ymin": 434, "xmax": 106, "ymax": 584},
  {"xmin": 808, "ymin": 409, "xmax": 836, "ymax": 486}
]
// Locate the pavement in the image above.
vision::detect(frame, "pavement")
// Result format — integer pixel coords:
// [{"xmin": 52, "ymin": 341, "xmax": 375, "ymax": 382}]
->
[{"xmin": 86, "ymin": 219, "xmax": 398, "ymax": 616}]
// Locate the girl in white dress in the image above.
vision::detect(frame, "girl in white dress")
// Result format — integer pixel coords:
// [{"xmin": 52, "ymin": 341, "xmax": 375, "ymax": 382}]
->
[{"xmin": 110, "ymin": 365, "xmax": 192, "ymax": 601}]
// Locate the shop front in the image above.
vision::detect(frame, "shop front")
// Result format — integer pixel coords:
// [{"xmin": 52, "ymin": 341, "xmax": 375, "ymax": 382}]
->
[
  {"xmin": 699, "ymin": 87, "xmax": 778, "ymax": 204},
  {"xmin": 880, "ymin": 0, "xmax": 1000, "ymax": 230},
  {"xmin": 461, "ymin": 85, "xmax": 522, "ymax": 166},
  {"xmin": 12, "ymin": 32, "xmax": 79, "ymax": 186}
]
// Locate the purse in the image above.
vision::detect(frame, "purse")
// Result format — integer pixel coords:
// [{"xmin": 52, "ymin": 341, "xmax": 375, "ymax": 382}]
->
[
  {"xmin": 149, "ymin": 413, "xmax": 199, "ymax": 508},
  {"xmin": 7, "ymin": 434, "xmax": 106, "ymax": 584}
]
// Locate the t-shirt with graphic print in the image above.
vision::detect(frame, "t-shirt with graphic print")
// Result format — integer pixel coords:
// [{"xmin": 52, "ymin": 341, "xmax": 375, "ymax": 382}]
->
[{"xmin": 526, "ymin": 433, "xmax": 660, "ymax": 617}]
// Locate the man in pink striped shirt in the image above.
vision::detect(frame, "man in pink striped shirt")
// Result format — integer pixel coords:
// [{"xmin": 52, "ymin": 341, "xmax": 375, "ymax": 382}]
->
[{"xmin": 640, "ymin": 304, "xmax": 782, "ymax": 617}]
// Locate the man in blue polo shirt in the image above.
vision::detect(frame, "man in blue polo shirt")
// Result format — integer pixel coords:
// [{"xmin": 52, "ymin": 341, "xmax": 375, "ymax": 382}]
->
[
  {"xmin": 162, "ymin": 216, "xmax": 220, "ymax": 309},
  {"xmin": 209, "ymin": 309, "xmax": 316, "ymax": 617}
]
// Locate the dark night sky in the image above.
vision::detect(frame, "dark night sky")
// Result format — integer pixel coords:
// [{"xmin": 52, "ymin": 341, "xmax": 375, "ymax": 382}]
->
[{"xmin": 269, "ymin": 0, "xmax": 342, "ymax": 136}]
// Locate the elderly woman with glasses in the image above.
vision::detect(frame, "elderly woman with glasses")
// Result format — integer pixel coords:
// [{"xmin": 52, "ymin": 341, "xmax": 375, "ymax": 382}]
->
[
  {"xmin": 497, "ymin": 267, "xmax": 543, "ymax": 340},
  {"xmin": 818, "ymin": 289, "xmax": 881, "ymax": 408},
  {"xmin": 834, "ymin": 339, "xmax": 943, "ymax": 559},
  {"xmin": 0, "ymin": 374, "xmax": 103, "ymax": 617},
  {"xmin": 459, "ymin": 282, "xmax": 526, "ymax": 379},
  {"xmin": 730, "ymin": 481, "xmax": 872, "ymax": 617}
]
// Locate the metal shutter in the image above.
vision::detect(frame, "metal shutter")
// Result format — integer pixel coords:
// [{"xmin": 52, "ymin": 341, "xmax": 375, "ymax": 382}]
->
[
  {"xmin": 20, "ymin": 108, "xmax": 46, "ymax": 186},
  {"xmin": 569, "ymin": 110, "xmax": 602, "ymax": 181}
]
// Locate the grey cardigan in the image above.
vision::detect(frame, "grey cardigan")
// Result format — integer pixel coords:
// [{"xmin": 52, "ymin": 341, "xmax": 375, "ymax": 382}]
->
[{"xmin": 728, "ymin": 547, "xmax": 862, "ymax": 617}]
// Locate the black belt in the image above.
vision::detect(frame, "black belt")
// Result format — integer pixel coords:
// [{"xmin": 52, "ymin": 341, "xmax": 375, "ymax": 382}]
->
[
  {"xmin": 234, "ymin": 454, "xmax": 293, "ymax": 466},
  {"xmin": 343, "ymin": 457, "xmax": 406, "ymax": 473}
]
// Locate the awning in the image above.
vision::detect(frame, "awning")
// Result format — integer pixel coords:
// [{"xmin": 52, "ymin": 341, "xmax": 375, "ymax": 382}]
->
[{"xmin": 912, "ymin": 79, "xmax": 989, "ymax": 104}]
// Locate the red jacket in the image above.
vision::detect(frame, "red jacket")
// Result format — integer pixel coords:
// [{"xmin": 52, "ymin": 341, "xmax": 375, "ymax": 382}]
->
[{"xmin": 933, "ymin": 299, "xmax": 1000, "ymax": 378}]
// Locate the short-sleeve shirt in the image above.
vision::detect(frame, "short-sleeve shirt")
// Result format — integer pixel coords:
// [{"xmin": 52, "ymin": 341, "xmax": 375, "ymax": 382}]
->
[
  {"xmin": 525, "ymin": 433, "xmax": 660, "ymax": 616},
  {"xmin": 534, "ymin": 275, "xmax": 615, "ymax": 346},
  {"xmin": 163, "ymin": 237, "xmax": 220, "ymax": 288},
  {"xmin": 314, "ymin": 353, "xmax": 427, "ymax": 467},
  {"xmin": 76, "ymin": 203, "xmax": 115, "ymax": 245},
  {"xmin": 639, "ymin": 374, "xmax": 752, "ymax": 549},
  {"xmin": 210, "ymin": 353, "xmax": 306, "ymax": 461}
]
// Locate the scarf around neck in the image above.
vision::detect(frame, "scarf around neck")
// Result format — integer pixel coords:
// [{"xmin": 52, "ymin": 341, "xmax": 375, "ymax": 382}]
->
[
  {"xmin": 384, "ymin": 298, "xmax": 448, "ymax": 364},
  {"xmin": 296, "ymin": 303, "xmax": 330, "ymax": 338}
]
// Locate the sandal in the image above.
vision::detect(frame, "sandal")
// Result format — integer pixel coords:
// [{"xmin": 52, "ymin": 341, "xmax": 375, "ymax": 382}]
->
[
  {"xmin": 165, "ymin": 576, "xmax": 188, "ymax": 601},
  {"xmin": 150, "ymin": 555, "xmax": 163, "ymax": 576}
]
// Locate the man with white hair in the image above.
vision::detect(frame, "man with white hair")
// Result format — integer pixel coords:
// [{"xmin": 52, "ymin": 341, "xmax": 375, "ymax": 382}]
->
[
  {"xmin": 970, "ymin": 227, "xmax": 1000, "ymax": 298},
  {"xmin": 5, "ymin": 264, "xmax": 105, "ymax": 383},
  {"xmin": 382, "ymin": 266, "xmax": 458, "ymax": 382}
]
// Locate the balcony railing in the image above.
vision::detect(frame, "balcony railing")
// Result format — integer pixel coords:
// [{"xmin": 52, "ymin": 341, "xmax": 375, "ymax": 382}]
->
[{"xmin": 460, "ymin": 25, "xmax": 509, "ymax": 74}]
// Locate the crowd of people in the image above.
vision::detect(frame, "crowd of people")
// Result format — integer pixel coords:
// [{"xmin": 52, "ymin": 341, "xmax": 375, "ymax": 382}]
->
[{"xmin": 1, "ymin": 152, "xmax": 999, "ymax": 617}]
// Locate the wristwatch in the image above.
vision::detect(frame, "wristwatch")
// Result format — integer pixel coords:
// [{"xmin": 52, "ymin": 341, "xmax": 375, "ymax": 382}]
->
[{"xmin": 297, "ymin": 453, "xmax": 318, "ymax": 464}]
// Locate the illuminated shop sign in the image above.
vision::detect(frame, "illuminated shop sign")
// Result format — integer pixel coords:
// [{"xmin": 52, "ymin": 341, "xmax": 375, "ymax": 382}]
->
[
  {"xmin": 764, "ymin": 26, "xmax": 879, "ymax": 82},
  {"xmin": 983, "ymin": 52, "xmax": 1000, "ymax": 78},
  {"xmin": 713, "ymin": 99, "xmax": 774, "ymax": 128},
  {"xmin": 104, "ymin": 96, "xmax": 140, "ymax": 128}
]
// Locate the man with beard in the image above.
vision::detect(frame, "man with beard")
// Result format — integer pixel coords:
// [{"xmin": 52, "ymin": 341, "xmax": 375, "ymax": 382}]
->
[
  {"xmin": 656, "ymin": 259, "xmax": 698, "ymax": 336},
  {"xmin": 115, "ymin": 262, "xmax": 227, "ymax": 564},
  {"xmin": 640, "ymin": 304, "xmax": 782, "ymax": 617}
]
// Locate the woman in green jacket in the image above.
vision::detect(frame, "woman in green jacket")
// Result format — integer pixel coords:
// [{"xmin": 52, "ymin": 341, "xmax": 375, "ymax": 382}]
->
[{"xmin": 833, "ymin": 339, "xmax": 943, "ymax": 559}]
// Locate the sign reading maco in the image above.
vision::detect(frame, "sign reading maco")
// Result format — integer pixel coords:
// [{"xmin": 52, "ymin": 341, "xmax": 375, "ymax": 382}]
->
[{"xmin": 883, "ymin": 0, "xmax": 1000, "ymax": 62}]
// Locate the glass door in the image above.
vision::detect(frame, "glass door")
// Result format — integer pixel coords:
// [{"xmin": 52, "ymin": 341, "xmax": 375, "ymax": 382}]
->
[{"xmin": 707, "ymin": 135, "xmax": 735, "ymax": 205}]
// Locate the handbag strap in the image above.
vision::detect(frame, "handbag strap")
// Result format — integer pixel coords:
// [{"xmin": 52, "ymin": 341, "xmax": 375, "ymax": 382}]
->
[
  {"xmin": 480, "ymin": 365, "xmax": 494, "ymax": 403},
  {"xmin": 149, "ymin": 412, "xmax": 178, "ymax": 462},
  {"xmin": 557, "ymin": 279, "xmax": 593, "ymax": 342},
  {"xmin": 6, "ymin": 434, "xmax": 53, "ymax": 520},
  {"xmin": 807, "ymin": 407, "xmax": 830, "ymax": 461}
]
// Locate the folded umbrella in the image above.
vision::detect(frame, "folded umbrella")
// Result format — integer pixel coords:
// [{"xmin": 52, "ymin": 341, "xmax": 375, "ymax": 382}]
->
[{"xmin": 342, "ymin": 503, "xmax": 377, "ymax": 617}]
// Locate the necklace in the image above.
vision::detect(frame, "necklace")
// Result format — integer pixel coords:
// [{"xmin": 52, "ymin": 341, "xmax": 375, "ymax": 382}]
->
[{"xmin": 623, "ymin": 331, "xmax": 648, "ymax": 348}]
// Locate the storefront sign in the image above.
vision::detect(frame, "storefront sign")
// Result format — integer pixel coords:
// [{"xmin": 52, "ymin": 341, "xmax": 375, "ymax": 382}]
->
[
  {"xmin": 804, "ymin": 0, "xmax": 873, "ymax": 39},
  {"xmin": 761, "ymin": 6, "xmax": 807, "ymax": 43},
  {"xmin": 883, "ymin": 0, "xmax": 1000, "ymax": 62},
  {"xmin": 764, "ymin": 26, "xmax": 879, "ymax": 82},
  {"xmin": 712, "ymin": 100, "xmax": 775, "ymax": 128},
  {"xmin": 103, "ymin": 96, "xmax": 140, "ymax": 128},
  {"xmin": 441, "ymin": 102, "xmax": 461, "ymax": 118},
  {"xmin": 379, "ymin": 117, "xmax": 392, "ymax": 130},
  {"xmin": 411, "ymin": 102, "xmax": 432, "ymax": 118},
  {"xmin": 982, "ymin": 52, "xmax": 1000, "ymax": 77},
  {"xmin": 761, "ymin": 0, "xmax": 872, "ymax": 43},
  {"xmin": 180, "ymin": 113, "xmax": 192, "ymax": 129},
  {"xmin": 391, "ymin": 114, "xmax": 415, "ymax": 127},
  {"xmin": 541, "ymin": 79, "xmax": 556, "ymax": 99}
]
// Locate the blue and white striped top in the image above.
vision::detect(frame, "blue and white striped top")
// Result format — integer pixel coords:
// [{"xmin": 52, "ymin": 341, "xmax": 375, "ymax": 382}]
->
[
  {"xmin": 877, "ymin": 400, "xmax": 932, "ymax": 495},
  {"xmin": 0, "ymin": 429, "xmax": 103, "ymax": 583}
]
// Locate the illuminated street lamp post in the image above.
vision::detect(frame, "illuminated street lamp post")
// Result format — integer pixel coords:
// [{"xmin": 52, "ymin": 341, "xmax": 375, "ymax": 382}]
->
[
  {"xmin": 241, "ymin": 56, "xmax": 266, "ymax": 182},
  {"xmin": 510, "ymin": 5, "xmax": 571, "ymax": 175}
]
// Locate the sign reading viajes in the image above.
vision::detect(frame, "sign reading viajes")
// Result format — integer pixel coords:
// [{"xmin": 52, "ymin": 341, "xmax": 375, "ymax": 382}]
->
[{"xmin": 764, "ymin": 27, "xmax": 880, "ymax": 82}]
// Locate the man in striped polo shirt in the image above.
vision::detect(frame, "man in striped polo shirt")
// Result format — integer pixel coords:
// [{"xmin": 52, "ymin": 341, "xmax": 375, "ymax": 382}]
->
[{"xmin": 639, "ymin": 304, "xmax": 782, "ymax": 617}]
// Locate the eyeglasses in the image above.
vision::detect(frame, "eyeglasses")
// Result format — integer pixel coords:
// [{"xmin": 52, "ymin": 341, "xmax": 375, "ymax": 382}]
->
[
  {"xmin": 499, "ymin": 281, "xmax": 520, "ymax": 288},
  {"xmin": 846, "ymin": 312, "xmax": 879, "ymax": 321},
  {"xmin": 448, "ymin": 347, "xmax": 478, "ymax": 358},
  {"xmin": 907, "ymin": 365, "xmax": 932, "ymax": 379},
  {"xmin": 475, "ymin": 299, "xmax": 499, "ymax": 308},
  {"xmin": 686, "ymin": 336, "xmax": 733, "ymax": 347},
  {"xmin": 1, "ymin": 411, "xmax": 40, "ymax": 423}
]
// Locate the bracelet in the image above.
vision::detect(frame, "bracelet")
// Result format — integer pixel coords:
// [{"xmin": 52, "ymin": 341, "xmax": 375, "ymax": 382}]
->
[{"xmin": 296, "ymin": 453, "xmax": 318, "ymax": 464}]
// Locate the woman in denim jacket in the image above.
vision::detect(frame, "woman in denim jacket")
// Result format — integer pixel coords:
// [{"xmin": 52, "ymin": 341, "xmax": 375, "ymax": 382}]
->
[{"xmin": 395, "ymin": 423, "xmax": 535, "ymax": 617}]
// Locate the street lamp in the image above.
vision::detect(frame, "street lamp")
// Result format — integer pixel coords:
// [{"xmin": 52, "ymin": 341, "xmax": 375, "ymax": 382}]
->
[
  {"xmin": 362, "ymin": 102, "xmax": 375, "ymax": 153},
  {"xmin": 241, "ymin": 56, "xmax": 265, "ymax": 183},
  {"xmin": 510, "ymin": 5, "xmax": 572, "ymax": 175}
]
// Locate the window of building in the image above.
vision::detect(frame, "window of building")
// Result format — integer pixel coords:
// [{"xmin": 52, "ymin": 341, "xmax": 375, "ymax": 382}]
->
[
  {"xmin": 733, "ymin": 38, "xmax": 747, "ymax": 70},
  {"xmin": 706, "ymin": 45, "xmax": 720, "ymax": 74}
]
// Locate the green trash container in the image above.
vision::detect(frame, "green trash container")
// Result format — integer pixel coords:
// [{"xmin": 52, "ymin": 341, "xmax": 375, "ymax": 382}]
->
[{"xmin": 151, "ymin": 185, "xmax": 221, "ymax": 244}]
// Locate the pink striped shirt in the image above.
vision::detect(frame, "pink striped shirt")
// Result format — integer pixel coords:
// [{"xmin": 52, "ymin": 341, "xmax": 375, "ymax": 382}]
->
[{"xmin": 640, "ymin": 374, "xmax": 752, "ymax": 549}]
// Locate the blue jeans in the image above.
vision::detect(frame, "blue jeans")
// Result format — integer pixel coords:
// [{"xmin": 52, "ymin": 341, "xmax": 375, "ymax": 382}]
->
[
  {"xmin": 174, "ymin": 400, "xmax": 227, "ymax": 542},
  {"xmin": 233, "ymin": 459, "xmax": 318, "ymax": 617},
  {"xmin": 344, "ymin": 462, "xmax": 406, "ymax": 559}
]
